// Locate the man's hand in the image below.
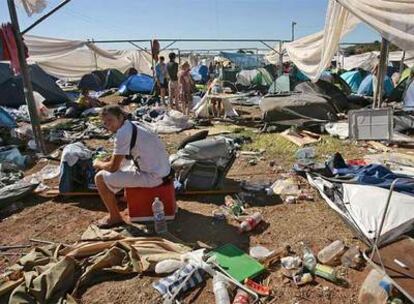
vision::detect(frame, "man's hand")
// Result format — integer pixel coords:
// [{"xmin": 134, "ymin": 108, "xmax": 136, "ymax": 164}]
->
[{"xmin": 93, "ymin": 159, "xmax": 104, "ymax": 170}]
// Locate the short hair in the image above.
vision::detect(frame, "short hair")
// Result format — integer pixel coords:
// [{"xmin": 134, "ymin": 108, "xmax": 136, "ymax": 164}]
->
[
  {"xmin": 169, "ymin": 52, "xmax": 176, "ymax": 60},
  {"xmin": 159, "ymin": 56, "xmax": 165, "ymax": 61},
  {"xmin": 101, "ymin": 104, "xmax": 126, "ymax": 119},
  {"xmin": 127, "ymin": 67, "xmax": 138, "ymax": 76}
]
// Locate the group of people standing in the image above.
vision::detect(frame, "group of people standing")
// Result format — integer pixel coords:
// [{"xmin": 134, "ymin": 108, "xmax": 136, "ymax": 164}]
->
[{"xmin": 155, "ymin": 53, "xmax": 193, "ymax": 115}]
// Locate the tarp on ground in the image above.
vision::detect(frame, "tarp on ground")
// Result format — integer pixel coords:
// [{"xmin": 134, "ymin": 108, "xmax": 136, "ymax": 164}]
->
[
  {"xmin": 118, "ymin": 74, "xmax": 154, "ymax": 95},
  {"xmin": 340, "ymin": 70, "xmax": 363, "ymax": 93},
  {"xmin": 219, "ymin": 52, "xmax": 263, "ymax": 69},
  {"xmin": 357, "ymin": 74, "xmax": 394, "ymax": 97},
  {"xmin": 282, "ymin": 0, "xmax": 414, "ymax": 82},
  {"xmin": 308, "ymin": 174, "xmax": 414, "ymax": 246},
  {"xmin": 0, "ymin": 63, "xmax": 69, "ymax": 108}
]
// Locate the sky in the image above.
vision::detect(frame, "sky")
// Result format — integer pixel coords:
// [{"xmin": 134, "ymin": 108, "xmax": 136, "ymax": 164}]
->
[{"xmin": 0, "ymin": 0, "xmax": 380, "ymax": 50}]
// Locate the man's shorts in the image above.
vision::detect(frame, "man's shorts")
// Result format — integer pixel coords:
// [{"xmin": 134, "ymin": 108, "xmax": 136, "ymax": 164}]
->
[{"xmin": 97, "ymin": 169, "xmax": 163, "ymax": 193}]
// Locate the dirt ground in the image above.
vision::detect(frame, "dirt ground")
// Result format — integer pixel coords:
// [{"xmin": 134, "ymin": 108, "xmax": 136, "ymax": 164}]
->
[{"xmin": 1, "ymin": 103, "xmax": 410, "ymax": 304}]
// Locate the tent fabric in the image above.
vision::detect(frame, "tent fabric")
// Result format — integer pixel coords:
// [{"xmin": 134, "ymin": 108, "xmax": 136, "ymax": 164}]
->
[
  {"xmin": 0, "ymin": 107, "xmax": 17, "ymax": 128},
  {"xmin": 295, "ymin": 80, "xmax": 349, "ymax": 113},
  {"xmin": 268, "ymin": 75, "xmax": 294, "ymax": 94},
  {"xmin": 78, "ymin": 71, "xmax": 106, "ymax": 91},
  {"xmin": 0, "ymin": 63, "xmax": 69, "ymax": 108},
  {"xmin": 340, "ymin": 70, "xmax": 363, "ymax": 93},
  {"xmin": 219, "ymin": 52, "xmax": 263, "ymax": 69},
  {"xmin": 104, "ymin": 69, "xmax": 126, "ymax": 89},
  {"xmin": 24, "ymin": 35, "xmax": 157, "ymax": 81},
  {"xmin": 260, "ymin": 93, "xmax": 338, "ymax": 123},
  {"xmin": 118, "ymin": 74, "xmax": 154, "ymax": 95},
  {"xmin": 17, "ymin": 0, "xmax": 47, "ymax": 16},
  {"xmin": 283, "ymin": 0, "xmax": 414, "ymax": 81},
  {"xmin": 403, "ymin": 80, "xmax": 414, "ymax": 111},
  {"xmin": 308, "ymin": 174, "xmax": 414, "ymax": 246},
  {"xmin": 190, "ymin": 65, "xmax": 209, "ymax": 83},
  {"xmin": 357, "ymin": 74, "xmax": 394, "ymax": 97}
]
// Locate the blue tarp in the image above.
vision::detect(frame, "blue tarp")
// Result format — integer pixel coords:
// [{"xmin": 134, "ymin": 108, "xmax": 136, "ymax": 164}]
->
[
  {"xmin": 357, "ymin": 74, "xmax": 394, "ymax": 97},
  {"xmin": 219, "ymin": 52, "xmax": 263, "ymax": 69},
  {"xmin": 341, "ymin": 70, "xmax": 363, "ymax": 93},
  {"xmin": 118, "ymin": 74, "xmax": 154, "ymax": 95},
  {"xmin": 190, "ymin": 65, "xmax": 209, "ymax": 83},
  {"xmin": 334, "ymin": 164, "xmax": 414, "ymax": 196},
  {"xmin": 0, "ymin": 107, "xmax": 16, "ymax": 128}
]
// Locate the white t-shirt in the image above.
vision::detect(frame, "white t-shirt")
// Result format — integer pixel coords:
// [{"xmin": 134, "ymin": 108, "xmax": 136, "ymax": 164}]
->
[{"xmin": 113, "ymin": 120, "xmax": 171, "ymax": 178}]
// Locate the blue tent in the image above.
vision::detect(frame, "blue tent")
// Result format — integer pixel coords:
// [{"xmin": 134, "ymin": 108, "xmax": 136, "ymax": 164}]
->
[
  {"xmin": 341, "ymin": 70, "xmax": 363, "ymax": 93},
  {"xmin": 190, "ymin": 65, "xmax": 209, "ymax": 83},
  {"xmin": 118, "ymin": 74, "xmax": 154, "ymax": 95},
  {"xmin": 357, "ymin": 74, "xmax": 394, "ymax": 97}
]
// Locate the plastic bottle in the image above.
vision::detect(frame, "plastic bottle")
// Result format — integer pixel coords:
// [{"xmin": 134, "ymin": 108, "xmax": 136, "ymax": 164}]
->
[
  {"xmin": 232, "ymin": 289, "xmax": 250, "ymax": 304},
  {"xmin": 341, "ymin": 246, "xmax": 363, "ymax": 269},
  {"xmin": 358, "ymin": 269, "xmax": 391, "ymax": 304},
  {"xmin": 213, "ymin": 274, "xmax": 231, "ymax": 304},
  {"xmin": 314, "ymin": 263, "xmax": 339, "ymax": 283},
  {"xmin": 152, "ymin": 197, "xmax": 168, "ymax": 234},
  {"xmin": 239, "ymin": 212, "xmax": 263, "ymax": 233},
  {"xmin": 302, "ymin": 243, "xmax": 317, "ymax": 272},
  {"xmin": 317, "ymin": 240, "xmax": 346, "ymax": 266}
]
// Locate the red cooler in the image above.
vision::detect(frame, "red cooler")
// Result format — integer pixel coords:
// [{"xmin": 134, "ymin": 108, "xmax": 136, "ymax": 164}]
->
[{"xmin": 125, "ymin": 182, "xmax": 177, "ymax": 222}]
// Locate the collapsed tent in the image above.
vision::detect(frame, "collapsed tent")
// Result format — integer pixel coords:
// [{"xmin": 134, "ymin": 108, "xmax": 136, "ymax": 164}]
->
[
  {"xmin": 308, "ymin": 174, "xmax": 414, "ymax": 246},
  {"xmin": 295, "ymin": 80, "xmax": 350, "ymax": 113},
  {"xmin": 236, "ymin": 68, "xmax": 273, "ymax": 88},
  {"xmin": 268, "ymin": 75, "xmax": 300, "ymax": 94},
  {"xmin": 357, "ymin": 74, "xmax": 394, "ymax": 97},
  {"xmin": 0, "ymin": 63, "xmax": 69, "ymax": 108},
  {"xmin": 78, "ymin": 69, "xmax": 126, "ymax": 91},
  {"xmin": 260, "ymin": 93, "xmax": 338, "ymax": 124},
  {"xmin": 118, "ymin": 74, "xmax": 154, "ymax": 95}
]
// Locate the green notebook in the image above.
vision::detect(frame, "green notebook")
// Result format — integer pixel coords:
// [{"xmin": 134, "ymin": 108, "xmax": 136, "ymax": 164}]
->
[{"xmin": 208, "ymin": 244, "xmax": 265, "ymax": 282}]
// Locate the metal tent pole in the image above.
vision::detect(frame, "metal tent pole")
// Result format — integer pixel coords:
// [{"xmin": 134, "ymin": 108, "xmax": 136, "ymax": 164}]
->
[
  {"xmin": 7, "ymin": 0, "xmax": 46, "ymax": 154},
  {"xmin": 399, "ymin": 51, "xmax": 406, "ymax": 74},
  {"xmin": 374, "ymin": 38, "xmax": 389, "ymax": 108}
]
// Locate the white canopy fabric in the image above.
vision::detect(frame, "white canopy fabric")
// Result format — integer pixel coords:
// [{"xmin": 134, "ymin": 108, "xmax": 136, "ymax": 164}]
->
[
  {"xmin": 24, "ymin": 35, "xmax": 155, "ymax": 80},
  {"xmin": 16, "ymin": 0, "xmax": 47, "ymax": 16},
  {"xmin": 283, "ymin": 0, "xmax": 414, "ymax": 81}
]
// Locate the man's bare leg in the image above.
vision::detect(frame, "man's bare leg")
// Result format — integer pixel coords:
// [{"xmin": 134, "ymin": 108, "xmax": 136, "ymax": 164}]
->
[{"xmin": 95, "ymin": 173, "xmax": 124, "ymax": 226}]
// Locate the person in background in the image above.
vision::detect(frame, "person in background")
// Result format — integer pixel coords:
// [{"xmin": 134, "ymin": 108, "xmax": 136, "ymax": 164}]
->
[
  {"xmin": 155, "ymin": 56, "xmax": 168, "ymax": 105},
  {"xmin": 65, "ymin": 88, "xmax": 103, "ymax": 118},
  {"xmin": 208, "ymin": 78, "xmax": 223, "ymax": 117},
  {"xmin": 208, "ymin": 62, "xmax": 215, "ymax": 80},
  {"xmin": 93, "ymin": 105, "xmax": 171, "ymax": 228},
  {"xmin": 167, "ymin": 52, "xmax": 179, "ymax": 110},
  {"xmin": 178, "ymin": 61, "xmax": 193, "ymax": 116},
  {"xmin": 127, "ymin": 67, "xmax": 138, "ymax": 77},
  {"xmin": 403, "ymin": 68, "xmax": 414, "ymax": 111}
]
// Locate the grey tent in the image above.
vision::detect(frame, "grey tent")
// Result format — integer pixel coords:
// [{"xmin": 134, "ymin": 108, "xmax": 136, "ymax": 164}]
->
[
  {"xmin": 295, "ymin": 80, "xmax": 350, "ymax": 113},
  {"xmin": 0, "ymin": 63, "xmax": 69, "ymax": 108}
]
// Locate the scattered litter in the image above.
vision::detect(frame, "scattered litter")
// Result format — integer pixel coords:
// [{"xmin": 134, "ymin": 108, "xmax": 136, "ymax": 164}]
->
[
  {"xmin": 341, "ymin": 246, "xmax": 363, "ymax": 270},
  {"xmin": 281, "ymin": 256, "xmax": 302, "ymax": 270},
  {"xmin": 249, "ymin": 246, "xmax": 272, "ymax": 262},
  {"xmin": 280, "ymin": 129, "xmax": 320, "ymax": 146},
  {"xmin": 239, "ymin": 212, "xmax": 263, "ymax": 233},
  {"xmin": 317, "ymin": 240, "xmax": 346, "ymax": 266}
]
